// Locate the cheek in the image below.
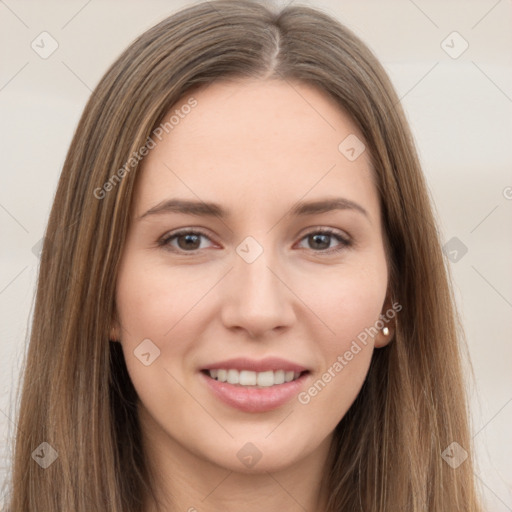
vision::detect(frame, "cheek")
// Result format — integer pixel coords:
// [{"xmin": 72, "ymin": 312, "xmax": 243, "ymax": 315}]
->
[
  {"xmin": 115, "ymin": 256, "xmax": 206, "ymax": 340},
  {"xmin": 114, "ymin": 258, "xmax": 198, "ymax": 422},
  {"xmin": 305, "ymin": 262, "xmax": 387, "ymax": 348},
  {"xmin": 114, "ymin": 256, "xmax": 213, "ymax": 399},
  {"xmin": 295, "ymin": 271, "xmax": 385, "ymax": 420},
  {"xmin": 294, "ymin": 260, "xmax": 386, "ymax": 407}
]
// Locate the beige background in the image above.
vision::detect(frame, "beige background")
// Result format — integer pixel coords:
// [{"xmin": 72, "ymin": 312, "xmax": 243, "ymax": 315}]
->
[{"xmin": 1, "ymin": 0, "xmax": 511, "ymax": 509}]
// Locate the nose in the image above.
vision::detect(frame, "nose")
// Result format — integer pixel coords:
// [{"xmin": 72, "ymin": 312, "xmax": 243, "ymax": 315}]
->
[{"xmin": 220, "ymin": 244, "xmax": 296, "ymax": 339}]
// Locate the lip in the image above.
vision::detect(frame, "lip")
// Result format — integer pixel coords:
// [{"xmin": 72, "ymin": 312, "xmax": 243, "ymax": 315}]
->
[
  {"xmin": 200, "ymin": 370, "xmax": 310, "ymax": 413},
  {"xmin": 201, "ymin": 357, "xmax": 309, "ymax": 373}
]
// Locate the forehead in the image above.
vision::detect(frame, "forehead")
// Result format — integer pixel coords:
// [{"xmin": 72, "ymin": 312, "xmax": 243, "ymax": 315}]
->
[
  {"xmin": 134, "ymin": 78, "xmax": 379, "ymax": 223},
  {"xmin": 155, "ymin": 78, "xmax": 364, "ymax": 158}
]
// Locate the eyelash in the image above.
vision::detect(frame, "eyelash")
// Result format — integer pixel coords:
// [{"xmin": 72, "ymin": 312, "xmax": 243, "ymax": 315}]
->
[{"xmin": 158, "ymin": 227, "xmax": 352, "ymax": 255}]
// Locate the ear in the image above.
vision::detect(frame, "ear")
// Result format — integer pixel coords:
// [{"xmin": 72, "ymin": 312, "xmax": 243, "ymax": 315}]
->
[
  {"xmin": 374, "ymin": 295, "xmax": 398, "ymax": 349},
  {"xmin": 109, "ymin": 310, "xmax": 122, "ymax": 342},
  {"xmin": 109, "ymin": 325, "xmax": 121, "ymax": 342}
]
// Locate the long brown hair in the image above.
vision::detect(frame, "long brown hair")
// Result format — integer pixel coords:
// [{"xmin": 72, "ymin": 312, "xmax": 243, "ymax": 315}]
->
[{"xmin": 4, "ymin": 0, "xmax": 483, "ymax": 510}]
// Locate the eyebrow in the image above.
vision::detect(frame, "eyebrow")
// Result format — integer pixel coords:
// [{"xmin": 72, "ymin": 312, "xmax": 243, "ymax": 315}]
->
[{"xmin": 137, "ymin": 197, "xmax": 369, "ymax": 221}]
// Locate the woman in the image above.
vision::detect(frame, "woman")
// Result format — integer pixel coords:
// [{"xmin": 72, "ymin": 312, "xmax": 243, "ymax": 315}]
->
[{"xmin": 4, "ymin": 0, "xmax": 483, "ymax": 510}]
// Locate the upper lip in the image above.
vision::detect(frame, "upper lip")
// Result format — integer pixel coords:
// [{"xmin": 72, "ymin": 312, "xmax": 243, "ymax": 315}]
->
[{"xmin": 201, "ymin": 357, "xmax": 309, "ymax": 373}]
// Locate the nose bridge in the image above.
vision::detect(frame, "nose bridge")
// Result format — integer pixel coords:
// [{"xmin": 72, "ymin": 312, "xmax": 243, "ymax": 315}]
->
[
  {"xmin": 221, "ymin": 235, "xmax": 294, "ymax": 335},
  {"xmin": 237, "ymin": 236, "xmax": 283, "ymax": 306}
]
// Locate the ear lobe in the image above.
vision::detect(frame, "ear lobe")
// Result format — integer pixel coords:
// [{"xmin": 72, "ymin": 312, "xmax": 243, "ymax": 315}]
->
[
  {"xmin": 374, "ymin": 327, "xmax": 394, "ymax": 348},
  {"xmin": 109, "ymin": 316, "xmax": 121, "ymax": 342},
  {"xmin": 375, "ymin": 293, "xmax": 399, "ymax": 348},
  {"xmin": 109, "ymin": 300, "xmax": 125, "ymax": 342}
]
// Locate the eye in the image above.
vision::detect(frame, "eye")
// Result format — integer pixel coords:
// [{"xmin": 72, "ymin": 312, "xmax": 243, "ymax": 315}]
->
[
  {"xmin": 296, "ymin": 228, "xmax": 352, "ymax": 254},
  {"xmin": 158, "ymin": 229, "xmax": 215, "ymax": 253},
  {"xmin": 158, "ymin": 227, "xmax": 352, "ymax": 254}
]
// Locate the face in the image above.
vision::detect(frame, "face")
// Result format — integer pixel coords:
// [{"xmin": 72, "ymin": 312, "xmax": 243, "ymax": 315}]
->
[{"xmin": 113, "ymin": 78, "xmax": 392, "ymax": 475}]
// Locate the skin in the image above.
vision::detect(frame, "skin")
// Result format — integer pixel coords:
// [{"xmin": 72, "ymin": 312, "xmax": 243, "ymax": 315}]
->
[{"xmin": 112, "ymin": 78, "xmax": 394, "ymax": 512}]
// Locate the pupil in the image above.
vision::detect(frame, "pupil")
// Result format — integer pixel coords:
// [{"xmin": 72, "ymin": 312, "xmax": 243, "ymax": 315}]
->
[
  {"xmin": 179, "ymin": 234, "xmax": 200, "ymax": 250},
  {"xmin": 311, "ymin": 234, "xmax": 329, "ymax": 249}
]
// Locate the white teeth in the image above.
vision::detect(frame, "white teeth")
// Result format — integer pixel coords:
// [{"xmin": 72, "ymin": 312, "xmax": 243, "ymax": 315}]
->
[
  {"xmin": 274, "ymin": 369, "xmax": 285, "ymax": 384},
  {"xmin": 239, "ymin": 370, "xmax": 257, "ymax": 386},
  {"xmin": 227, "ymin": 369, "xmax": 239, "ymax": 384},
  {"xmin": 257, "ymin": 370, "xmax": 274, "ymax": 387},
  {"xmin": 207, "ymin": 368, "xmax": 303, "ymax": 387}
]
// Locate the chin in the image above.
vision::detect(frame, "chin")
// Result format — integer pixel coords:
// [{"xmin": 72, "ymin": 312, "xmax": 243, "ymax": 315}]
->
[{"xmin": 205, "ymin": 437, "xmax": 318, "ymax": 475}]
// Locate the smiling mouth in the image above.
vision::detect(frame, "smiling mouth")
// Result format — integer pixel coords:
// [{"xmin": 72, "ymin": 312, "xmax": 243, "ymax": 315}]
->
[{"xmin": 202, "ymin": 369, "xmax": 308, "ymax": 388}]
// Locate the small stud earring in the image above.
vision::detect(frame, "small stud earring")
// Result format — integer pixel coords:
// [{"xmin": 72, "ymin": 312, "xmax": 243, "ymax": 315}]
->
[{"xmin": 382, "ymin": 327, "xmax": 390, "ymax": 336}]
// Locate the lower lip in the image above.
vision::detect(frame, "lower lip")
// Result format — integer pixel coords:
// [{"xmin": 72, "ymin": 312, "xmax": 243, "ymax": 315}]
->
[{"xmin": 200, "ymin": 371, "xmax": 309, "ymax": 413}]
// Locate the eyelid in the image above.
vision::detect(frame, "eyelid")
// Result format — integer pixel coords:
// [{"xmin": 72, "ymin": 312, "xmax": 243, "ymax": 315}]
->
[
  {"xmin": 296, "ymin": 225, "xmax": 351, "ymax": 243},
  {"xmin": 294, "ymin": 226, "xmax": 352, "ymax": 254},
  {"xmin": 158, "ymin": 227, "xmax": 218, "ymax": 251}
]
